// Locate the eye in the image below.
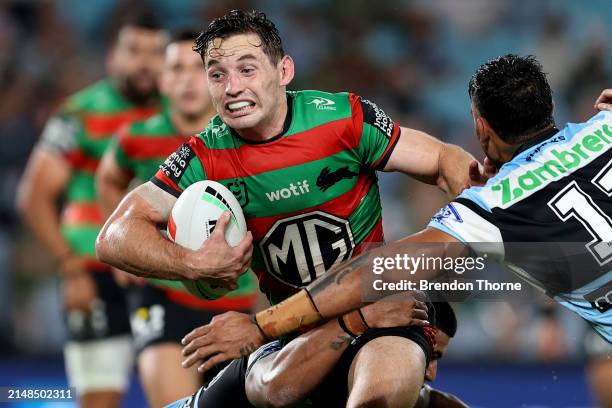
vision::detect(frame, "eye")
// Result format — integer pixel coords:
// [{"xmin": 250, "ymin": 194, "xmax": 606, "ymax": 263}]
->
[
  {"xmin": 241, "ymin": 67, "xmax": 255, "ymax": 75},
  {"xmin": 209, "ymin": 71, "xmax": 224, "ymax": 80}
]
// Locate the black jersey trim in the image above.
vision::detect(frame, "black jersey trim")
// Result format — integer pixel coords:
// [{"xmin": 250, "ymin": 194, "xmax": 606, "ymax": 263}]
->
[
  {"xmin": 375, "ymin": 127, "xmax": 401, "ymax": 170},
  {"xmin": 232, "ymin": 93, "xmax": 293, "ymax": 145},
  {"xmin": 151, "ymin": 177, "xmax": 181, "ymax": 198}
]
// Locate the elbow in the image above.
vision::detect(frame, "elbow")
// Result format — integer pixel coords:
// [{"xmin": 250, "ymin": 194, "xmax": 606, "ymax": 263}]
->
[
  {"xmin": 247, "ymin": 372, "xmax": 302, "ymax": 408},
  {"xmin": 95, "ymin": 224, "xmax": 113, "ymax": 264}
]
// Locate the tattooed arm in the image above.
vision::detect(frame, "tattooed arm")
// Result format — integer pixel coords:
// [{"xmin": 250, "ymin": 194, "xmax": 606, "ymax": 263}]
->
[
  {"xmin": 245, "ymin": 296, "xmax": 428, "ymax": 408},
  {"xmin": 255, "ymin": 228, "xmax": 467, "ymax": 339}
]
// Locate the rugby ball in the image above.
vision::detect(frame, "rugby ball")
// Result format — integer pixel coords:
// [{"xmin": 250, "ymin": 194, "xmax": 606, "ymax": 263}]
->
[{"xmin": 167, "ymin": 180, "xmax": 247, "ymax": 299}]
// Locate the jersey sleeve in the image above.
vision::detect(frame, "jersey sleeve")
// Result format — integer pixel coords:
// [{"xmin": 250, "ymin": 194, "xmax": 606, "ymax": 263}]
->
[
  {"xmin": 38, "ymin": 111, "xmax": 81, "ymax": 159},
  {"xmin": 350, "ymin": 94, "xmax": 401, "ymax": 170},
  {"xmin": 150, "ymin": 136, "xmax": 207, "ymax": 197},
  {"xmin": 427, "ymin": 188, "xmax": 505, "ymax": 260}
]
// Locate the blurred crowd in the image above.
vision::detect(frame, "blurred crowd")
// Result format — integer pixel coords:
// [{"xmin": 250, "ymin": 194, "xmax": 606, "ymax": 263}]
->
[{"xmin": 1, "ymin": 0, "xmax": 610, "ymax": 362}]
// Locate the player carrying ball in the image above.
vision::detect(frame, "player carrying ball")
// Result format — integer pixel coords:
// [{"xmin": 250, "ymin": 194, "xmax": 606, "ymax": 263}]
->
[{"xmin": 96, "ymin": 10, "xmax": 490, "ymax": 407}]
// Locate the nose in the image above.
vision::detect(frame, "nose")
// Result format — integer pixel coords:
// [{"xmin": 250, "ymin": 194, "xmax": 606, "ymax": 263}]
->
[{"xmin": 225, "ymin": 72, "xmax": 244, "ymax": 96}]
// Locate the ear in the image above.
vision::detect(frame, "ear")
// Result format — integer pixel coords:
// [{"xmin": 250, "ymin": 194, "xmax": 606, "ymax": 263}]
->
[
  {"xmin": 475, "ymin": 116, "xmax": 490, "ymax": 146},
  {"xmin": 278, "ymin": 55, "xmax": 295, "ymax": 87}
]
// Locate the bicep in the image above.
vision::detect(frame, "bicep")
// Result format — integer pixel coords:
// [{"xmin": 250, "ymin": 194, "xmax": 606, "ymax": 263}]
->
[
  {"xmin": 382, "ymin": 127, "xmax": 442, "ymax": 182},
  {"xmin": 128, "ymin": 181, "xmax": 177, "ymax": 225}
]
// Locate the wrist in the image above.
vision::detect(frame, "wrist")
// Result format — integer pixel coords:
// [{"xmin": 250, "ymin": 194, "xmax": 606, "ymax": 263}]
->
[
  {"xmin": 339, "ymin": 309, "xmax": 370, "ymax": 337},
  {"xmin": 255, "ymin": 290, "xmax": 322, "ymax": 339}
]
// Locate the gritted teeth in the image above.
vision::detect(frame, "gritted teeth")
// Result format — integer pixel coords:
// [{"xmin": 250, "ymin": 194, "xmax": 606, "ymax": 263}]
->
[{"xmin": 227, "ymin": 101, "xmax": 254, "ymax": 111}]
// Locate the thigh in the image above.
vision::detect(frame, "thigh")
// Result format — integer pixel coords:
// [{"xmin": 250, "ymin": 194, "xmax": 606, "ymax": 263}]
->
[
  {"xmin": 346, "ymin": 336, "xmax": 426, "ymax": 408},
  {"xmin": 138, "ymin": 343, "xmax": 202, "ymax": 407}
]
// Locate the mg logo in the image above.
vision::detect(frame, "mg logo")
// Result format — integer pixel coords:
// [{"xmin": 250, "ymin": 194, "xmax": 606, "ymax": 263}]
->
[{"xmin": 260, "ymin": 211, "xmax": 354, "ymax": 287}]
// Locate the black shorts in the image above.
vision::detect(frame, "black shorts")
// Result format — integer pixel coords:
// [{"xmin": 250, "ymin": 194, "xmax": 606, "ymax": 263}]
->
[
  {"xmin": 182, "ymin": 322, "xmax": 435, "ymax": 407},
  {"xmin": 127, "ymin": 284, "xmax": 218, "ymax": 355},
  {"xmin": 64, "ymin": 270, "xmax": 131, "ymax": 342}
]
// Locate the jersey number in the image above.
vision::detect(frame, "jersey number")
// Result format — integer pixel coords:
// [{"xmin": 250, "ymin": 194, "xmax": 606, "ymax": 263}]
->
[{"xmin": 548, "ymin": 161, "xmax": 612, "ymax": 265}]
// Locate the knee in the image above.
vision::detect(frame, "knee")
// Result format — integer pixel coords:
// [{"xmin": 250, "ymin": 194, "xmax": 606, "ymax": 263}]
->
[{"xmin": 347, "ymin": 392, "xmax": 411, "ymax": 408}]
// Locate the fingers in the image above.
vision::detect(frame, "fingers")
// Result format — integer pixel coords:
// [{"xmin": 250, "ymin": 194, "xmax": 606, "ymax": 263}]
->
[
  {"xmin": 182, "ymin": 332, "xmax": 214, "ymax": 356},
  {"xmin": 467, "ymin": 160, "xmax": 482, "ymax": 182},
  {"xmin": 182, "ymin": 324, "xmax": 210, "ymax": 346},
  {"xmin": 211, "ymin": 212, "xmax": 231, "ymax": 240},
  {"xmin": 182, "ymin": 344, "xmax": 218, "ymax": 368},
  {"xmin": 197, "ymin": 353, "xmax": 230, "ymax": 374},
  {"xmin": 596, "ymin": 102, "xmax": 612, "ymax": 112},
  {"xmin": 411, "ymin": 307, "xmax": 428, "ymax": 321},
  {"xmin": 594, "ymin": 89, "xmax": 612, "ymax": 109},
  {"xmin": 235, "ymin": 231, "xmax": 253, "ymax": 253}
]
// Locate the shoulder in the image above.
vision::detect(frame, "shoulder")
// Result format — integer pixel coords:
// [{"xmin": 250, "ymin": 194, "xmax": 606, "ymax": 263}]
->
[
  {"xmin": 467, "ymin": 112, "xmax": 612, "ymax": 211},
  {"xmin": 197, "ymin": 116, "xmax": 231, "ymax": 148},
  {"xmin": 63, "ymin": 78, "xmax": 127, "ymax": 114},
  {"xmin": 124, "ymin": 112, "xmax": 170, "ymax": 137}
]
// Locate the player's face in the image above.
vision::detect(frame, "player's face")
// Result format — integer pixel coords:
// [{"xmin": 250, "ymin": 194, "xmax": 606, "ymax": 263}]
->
[
  {"xmin": 425, "ymin": 330, "xmax": 450, "ymax": 382},
  {"xmin": 161, "ymin": 41, "xmax": 211, "ymax": 118},
  {"xmin": 111, "ymin": 27, "xmax": 168, "ymax": 101},
  {"xmin": 204, "ymin": 33, "xmax": 294, "ymax": 136}
]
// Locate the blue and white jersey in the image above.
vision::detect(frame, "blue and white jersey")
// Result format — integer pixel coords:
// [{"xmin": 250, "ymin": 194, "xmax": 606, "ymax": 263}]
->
[{"xmin": 429, "ymin": 111, "xmax": 612, "ymax": 343}]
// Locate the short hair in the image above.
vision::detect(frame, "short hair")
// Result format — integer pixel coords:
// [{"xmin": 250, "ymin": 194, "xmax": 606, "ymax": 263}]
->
[
  {"xmin": 169, "ymin": 28, "xmax": 200, "ymax": 45},
  {"xmin": 468, "ymin": 54, "xmax": 554, "ymax": 144},
  {"xmin": 193, "ymin": 10, "xmax": 284, "ymax": 64},
  {"xmin": 433, "ymin": 302, "xmax": 457, "ymax": 338}
]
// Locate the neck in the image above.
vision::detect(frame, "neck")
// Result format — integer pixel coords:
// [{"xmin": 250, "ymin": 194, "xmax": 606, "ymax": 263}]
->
[
  {"xmin": 235, "ymin": 94, "xmax": 288, "ymax": 141},
  {"xmin": 506, "ymin": 122, "xmax": 558, "ymax": 159},
  {"xmin": 170, "ymin": 106, "xmax": 216, "ymax": 136}
]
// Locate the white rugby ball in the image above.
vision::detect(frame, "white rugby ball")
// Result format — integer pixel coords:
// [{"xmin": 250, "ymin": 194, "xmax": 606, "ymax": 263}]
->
[{"xmin": 167, "ymin": 180, "xmax": 247, "ymax": 299}]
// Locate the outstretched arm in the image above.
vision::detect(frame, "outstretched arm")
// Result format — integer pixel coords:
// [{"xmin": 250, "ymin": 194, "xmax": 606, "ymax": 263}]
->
[
  {"xmin": 255, "ymin": 228, "xmax": 465, "ymax": 339},
  {"xmin": 385, "ymin": 128, "xmax": 481, "ymax": 197},
  {"xmin": 95, "ymin": 145, "xmax": 133, "ymax": 218}
]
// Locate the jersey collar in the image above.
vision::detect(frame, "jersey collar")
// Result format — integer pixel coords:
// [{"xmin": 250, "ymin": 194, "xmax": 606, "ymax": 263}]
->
[
  {"xmin": 511, "ymin": 125, "xmax": 560, "ymax": 159},
  {"xmin": 232, "ymin": 93, "xmax": 293, "ymax": 145}
]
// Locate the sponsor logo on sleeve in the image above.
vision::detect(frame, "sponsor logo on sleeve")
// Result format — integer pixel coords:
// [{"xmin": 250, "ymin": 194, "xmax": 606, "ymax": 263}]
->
[
  {"xmin": 431, "ymin": 204, "xmax": 463, "ymax": 224},
  {"xmin": 307, "ymin": 97, "xmax": 336, "ymax": 111},
  {"xmin": 359, "ymin": 97, "xmax": 394, "ymax": 139},
  {"xmin": 159, "ymin": 143, "xmax": 195, "ymax": 185}
]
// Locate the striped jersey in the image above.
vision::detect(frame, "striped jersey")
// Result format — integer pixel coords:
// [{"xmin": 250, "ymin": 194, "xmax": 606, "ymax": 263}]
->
[
  {"xmin": 39, "ymin": 78, "xmax": 159, "ymax": 269},
  {"xmin": 429, "ymin": 111, "xmax": 612, "ymax": 342},
  {"xmin": 112, "ymin": 109, "xmax": 258, "ymax": 311},
  {"xmin": 152, "ymin": 90, "xmax": 400, "ymax": 303}
]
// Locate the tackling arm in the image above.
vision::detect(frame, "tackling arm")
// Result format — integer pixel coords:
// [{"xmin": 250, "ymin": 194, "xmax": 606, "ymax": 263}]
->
[
  {"xmin": 254, "ymin": 228, "xmax": 466, "ymax": 339},
  {"xmin": 384, "ymin": 128, "xmax": 479, "ymax": 197}
]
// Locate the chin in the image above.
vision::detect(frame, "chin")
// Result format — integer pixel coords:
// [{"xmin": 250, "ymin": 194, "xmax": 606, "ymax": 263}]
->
[{"xmin": 221, "ymin": 114, "xmax": 260, "ymax": 130}]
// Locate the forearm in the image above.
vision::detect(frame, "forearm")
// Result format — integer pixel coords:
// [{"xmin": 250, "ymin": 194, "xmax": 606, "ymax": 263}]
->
[
  {"xmin": 438, "ymin": 144, "xmax": 477, "ymax": 197},
  {"xmin": 96, "ymin": 192, "xmax": 192, "ymax": 280},
  {"xmin": 255, "ymin": 230, "xmax": 461, "ymax": 338},
  {"xmin": 17, "ymin": 195, "xmax": 72, "ymax": 261},
  {"xmin": 246, "ymin": 319, "xmax": 353, "ymax": 407}
]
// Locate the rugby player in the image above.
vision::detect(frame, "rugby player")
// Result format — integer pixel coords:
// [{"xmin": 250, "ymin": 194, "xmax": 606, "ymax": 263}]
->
[
  {"xmin": 214, "ymin": 55, "xmax": 611, "ymax": 371},
  {"xmin": 96, "ymin": 10, "xmax": 490, "ymax": 407},
  {"xmin": 16, "ymin": 12, "xmax": 167, "ymax": 408},
  {"xmin": 168, "ymin": 301, "xmax": 466, "ymax": 408},
  {"xmin": 95, "ymin": 29, "xmax": 259, "ymax": 407}
]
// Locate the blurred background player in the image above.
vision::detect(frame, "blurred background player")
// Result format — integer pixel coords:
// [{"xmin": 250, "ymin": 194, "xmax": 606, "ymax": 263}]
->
[
  {"xmin": 95, "ymin": 28, "xmax": 259, "ymax": 407},
  {"xmin": 15, "ymin": 11, "xmax": 167, "ymax": 408}
]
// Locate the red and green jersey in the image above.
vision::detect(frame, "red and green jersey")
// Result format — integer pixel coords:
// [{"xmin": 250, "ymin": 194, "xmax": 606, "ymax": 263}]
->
[
  {"xmin": 152, "ymin": 90, "xmax": 400, "ymax": 304},
  {"xmin": 39, "ymin": 78, "xmax": 159, "ymax": 270},
  {"xmin": 112, "ymin": 109, "xmax": 258, "ymax": 311}
]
